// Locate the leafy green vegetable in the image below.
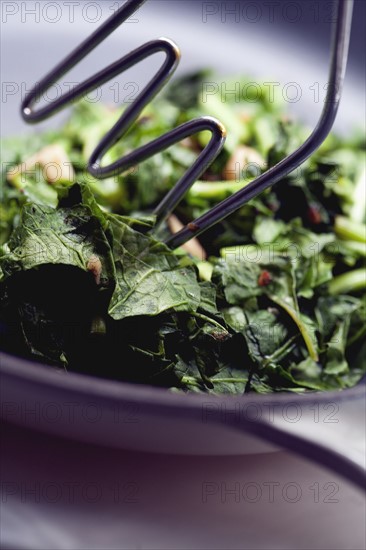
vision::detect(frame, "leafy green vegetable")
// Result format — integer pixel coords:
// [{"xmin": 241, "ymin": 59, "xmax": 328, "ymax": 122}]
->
[
  {"xmin": 107, "ymin": 215, "xmax": 201, "ymax": 319},
  {"xmin": 1, "ymin": 72, "xmax": 365, "ymax": 393}
]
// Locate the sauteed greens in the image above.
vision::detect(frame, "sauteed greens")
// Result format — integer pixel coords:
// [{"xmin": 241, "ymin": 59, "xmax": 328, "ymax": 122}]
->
[{"xmin": 1, "ymin": 72, "xmax": 365, "ymax": 393}]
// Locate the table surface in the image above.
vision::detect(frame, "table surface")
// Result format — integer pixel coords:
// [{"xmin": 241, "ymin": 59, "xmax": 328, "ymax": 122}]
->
[{"xmin": 1, "ymin": 422, "xmax": 365, "ymax": 550}]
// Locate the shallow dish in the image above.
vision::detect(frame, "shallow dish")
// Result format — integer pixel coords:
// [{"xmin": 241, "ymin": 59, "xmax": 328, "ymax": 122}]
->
[{"xmin": 1, "ymin": 1, "xmax": 365, "ymax": 486}]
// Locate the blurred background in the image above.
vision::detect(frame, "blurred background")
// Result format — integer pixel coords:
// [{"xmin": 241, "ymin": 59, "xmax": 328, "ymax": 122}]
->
[{"xmin": 1, "ymin": 0, "xmax": 365, "ymax": 136}]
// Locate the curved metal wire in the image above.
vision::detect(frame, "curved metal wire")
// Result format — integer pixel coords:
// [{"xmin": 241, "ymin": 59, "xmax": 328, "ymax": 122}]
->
[
  {"xmin": 22, "ymin": 0, "xmax": 353, "ymax": 247},
  {"xmin": 167, "ymin": 0, "xmax": 354, "ymax": 248},
  {"xmin": 21, "ymin": 0, "xmax": 226, "ymax": 227}
]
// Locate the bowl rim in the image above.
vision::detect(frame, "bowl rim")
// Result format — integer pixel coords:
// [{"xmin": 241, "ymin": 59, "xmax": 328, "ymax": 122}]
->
[{"xmin": 1, "ymin": 351, "xmax": 365, "ymax": 412}]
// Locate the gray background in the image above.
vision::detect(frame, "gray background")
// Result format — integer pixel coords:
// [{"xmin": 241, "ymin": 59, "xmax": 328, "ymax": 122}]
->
[{"xmin": 1, "ymin": 0, "xmax": 365, "ymax": 136}]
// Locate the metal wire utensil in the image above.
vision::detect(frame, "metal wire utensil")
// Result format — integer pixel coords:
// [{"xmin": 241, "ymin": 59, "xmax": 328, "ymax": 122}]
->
[{"xmin": 22, "ymin": 0, "xmax": 354, "ymax": 248}]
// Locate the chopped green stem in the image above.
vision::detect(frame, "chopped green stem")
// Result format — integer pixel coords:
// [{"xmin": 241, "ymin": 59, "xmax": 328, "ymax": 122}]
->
[
  {"xmin": 191, "ymin": 311, "xmax": 228, "ymax": 332},
  {"xmin": 337, "ymin": 240, "xmax": 366, "ymax": 257},
  {"xmin": 197, "ymin": 260, "xmax": 213, "ymax": 281},
  {"xmin": 335, "ymin": 216, "xmax": 366, "ymax": 243},
  {"xmin": 328, "ymin": 268, "xmax": 366, "ymax": 295},
  {"xmin": 349, "ymin": 165, "xmax": 366, "ymax": 223},
  {"xmin": 269, "ymin": 295, "xmax": 319, "ymax": 361},
  {"xmin": 189, "ymin": 179, "xmax": 252, "ymax": 200},
  {"xmin": 180, "ymin": 375, "xmax": 203, "ymax": 387},
  {"xmin": 181, "ymin": 375, "xmax": 247, "ymax": 386},
  {"xmin": 261, "ymin": 334, "xmax": 299, "ymax": 368},
  {"xmin": 346, "ymin": 324, "xmax": 366, "ymax": 347},
  {"xmin": 211, "ymin": 377, "xmax": 248, "ymax": 384}
]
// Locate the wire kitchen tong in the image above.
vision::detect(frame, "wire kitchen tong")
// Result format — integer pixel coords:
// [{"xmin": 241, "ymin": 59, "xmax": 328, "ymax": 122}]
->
[{"xmin": 21, "ymin": 0, "xmax": 354, "ymax": 249}]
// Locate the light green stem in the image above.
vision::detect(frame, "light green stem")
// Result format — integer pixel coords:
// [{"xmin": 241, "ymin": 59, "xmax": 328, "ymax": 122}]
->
[
  {"xmin": 328, "ymin": 268, "xmax": 366, "ymax": 295},
  {"xmin": 269, "ymin": 295, "xmax": 319, "ymax": 361},
  {"xmin": 335, "ymin": 216, "xmax": 366, "ymax": 244},
  {"xmin": 191, "ymin": 311, "xmax": 228, "ymax": 332}
]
